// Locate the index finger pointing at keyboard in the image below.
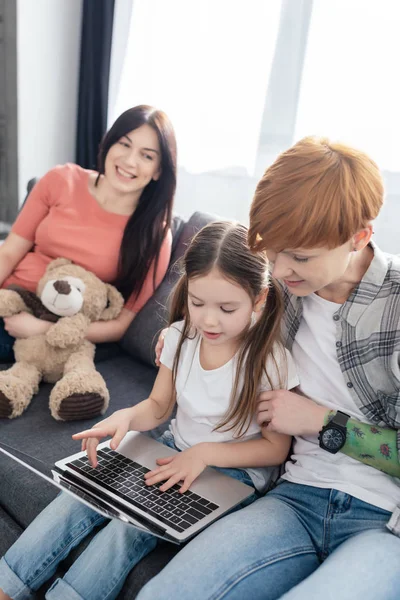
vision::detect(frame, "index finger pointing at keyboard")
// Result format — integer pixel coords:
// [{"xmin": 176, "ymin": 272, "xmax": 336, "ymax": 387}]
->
[
  {"xmin": 86, "ymin": 437, "xmax": 101, "ymax": 467},
  {"xmin": 72, "ymin": 426, "xmax": 128, "ymax": 452},
  {"xmin": 72, "ymin": 428, "xmax": 109, "ymax": 440}
]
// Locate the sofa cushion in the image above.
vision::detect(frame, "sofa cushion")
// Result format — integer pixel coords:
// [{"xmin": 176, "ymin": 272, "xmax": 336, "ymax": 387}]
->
[{"xmin": 120, "ymin": 211, "xmax": 219, "ymax": 366}]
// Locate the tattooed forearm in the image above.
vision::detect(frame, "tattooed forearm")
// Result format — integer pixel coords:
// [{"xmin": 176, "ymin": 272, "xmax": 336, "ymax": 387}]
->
[{"xmin": 324, "ymin": 412, "xmax": 400, "ymax": 478}]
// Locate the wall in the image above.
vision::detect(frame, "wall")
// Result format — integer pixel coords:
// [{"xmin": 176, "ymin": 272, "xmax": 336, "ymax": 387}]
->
[{"xmin": 16, "ymin": 0, "xmax": 82, "ymax": 205}]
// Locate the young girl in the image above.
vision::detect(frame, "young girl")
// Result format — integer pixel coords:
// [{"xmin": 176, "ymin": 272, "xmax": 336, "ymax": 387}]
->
[
  {"xmin": 0, "ymin": 221, "xmax": 298, "ymax": 600},
  {"xmin": 0, "ymin": 104, "xmax": 176, "ymax": 419}
]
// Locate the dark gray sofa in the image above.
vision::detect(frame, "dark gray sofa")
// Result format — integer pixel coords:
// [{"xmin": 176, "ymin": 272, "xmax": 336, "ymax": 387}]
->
[{"xmin": 0, "ymin": 209, "xmax": 217, "ymax": 599}]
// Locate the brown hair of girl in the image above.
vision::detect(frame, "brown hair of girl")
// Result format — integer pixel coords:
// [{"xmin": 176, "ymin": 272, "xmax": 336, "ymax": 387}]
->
[{"xmin": 166, "ymin": 221, "xmax": 285, "ymax": 437}]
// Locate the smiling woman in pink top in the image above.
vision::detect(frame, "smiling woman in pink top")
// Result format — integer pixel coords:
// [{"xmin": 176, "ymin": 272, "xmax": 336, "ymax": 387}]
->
[{"xmin": 0, "ymin": 105, "xmax": 176, "ymax": 371}]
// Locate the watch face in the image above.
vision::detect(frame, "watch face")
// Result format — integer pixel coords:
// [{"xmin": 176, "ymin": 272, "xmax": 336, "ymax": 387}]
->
[{"xmin": 321, "ymin": 427, "xmax": 346, "ymax": 451}]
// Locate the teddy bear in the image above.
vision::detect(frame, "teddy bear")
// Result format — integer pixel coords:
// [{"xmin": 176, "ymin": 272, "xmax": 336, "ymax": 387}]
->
[{"xmin": 0, "ymin": 258, "xmax": 124, "ymax": 421}]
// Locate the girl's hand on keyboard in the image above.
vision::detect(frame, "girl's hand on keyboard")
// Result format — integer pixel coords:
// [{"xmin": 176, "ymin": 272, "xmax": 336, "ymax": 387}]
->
[
  {"xmin": 72, "ymin": 408, "xmax": 133, "ymax": 467},
  {"xmin": 144, "ymin": 445, "xmax": 208, "ymax": 493}
]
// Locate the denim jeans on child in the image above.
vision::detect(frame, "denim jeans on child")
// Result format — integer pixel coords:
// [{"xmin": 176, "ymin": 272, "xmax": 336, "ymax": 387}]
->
[
  {"xmin": 0, "ymin": 430, "xmax": 257, "ymax": 600},
  {"xmin": 136, "ymin": 479, "xmax": 400, "ymax": 600}
]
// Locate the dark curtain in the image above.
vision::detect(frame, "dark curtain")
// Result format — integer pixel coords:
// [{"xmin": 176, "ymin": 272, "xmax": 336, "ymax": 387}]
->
[{"xmin": 75, "ymin": 0, "xmax": 115, "ymax": 169}]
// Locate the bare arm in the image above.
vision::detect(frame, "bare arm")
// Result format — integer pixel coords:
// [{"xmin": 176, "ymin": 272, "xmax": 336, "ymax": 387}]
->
[
  {"xmin": 7, "ymin": 306, "xmax": 137, "ymax": 343},
  {"xmin": 257, "ymin": 389, "xmax": 400, "ymax": 477},
  {"xmin": 145, "ymin": 427, "xmax": 291, "ymax": 493},
  {"xmin": 323, "ymin": 411, "xmax": 400, "ymax": 478},
  {"xmin": 72, "ymin": 364, "xmax": 176, "ymax": 465},
  {"xmin": 85, "ymin": 308, "xmax": 136, "ymax": 342},
  {"xmin": 126, "ymin": 364, "xmax": 176, "ymax": 432},
  {"xmin": 199, "ymin": 428, "xmax": 291, "ymax": 469},
  {"xmin": 0, "ymin": 233, "xmax": 33, "ymax": 286}
]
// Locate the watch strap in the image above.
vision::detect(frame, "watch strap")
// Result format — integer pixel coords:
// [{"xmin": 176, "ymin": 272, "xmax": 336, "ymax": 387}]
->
[{"xmin": 331, "ymin": 410, "xmax": 350, "ymax": 428}]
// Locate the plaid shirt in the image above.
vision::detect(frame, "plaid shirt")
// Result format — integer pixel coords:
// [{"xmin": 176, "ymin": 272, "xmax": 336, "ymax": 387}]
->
[
  {"xmin": 280, "ymin": 241, "xmax": 400, "ymax": 458},
  {"xmin": 280, "ymin": 242, "xmax": 400, "ymax": 533}
]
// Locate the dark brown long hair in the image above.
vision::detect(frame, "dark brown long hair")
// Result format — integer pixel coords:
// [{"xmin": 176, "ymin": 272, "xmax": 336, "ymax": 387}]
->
[
  {"xmin": 167, "ymin": 221, "xmax": 285, "ymax": 437},
  {"xmin": 96, "ymin": 105, "xmax": 177, "ymax": 302}
]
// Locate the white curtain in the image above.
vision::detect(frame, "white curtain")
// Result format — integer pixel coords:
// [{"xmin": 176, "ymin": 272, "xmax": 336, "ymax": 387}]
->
[
  {"xmin": 294, "ymin": 0, "xmax": 400, "ymax": 173},
  {"xmin": 293, "ymin": 0, "xmax": 400, "ymax": 252},
  {"xmin": 109, "ymin": 0, "xmax": 400, "ymax": 252},
  {"xmin": 110, "ymin": 0, "xmax": 282, "ymax": 177}
]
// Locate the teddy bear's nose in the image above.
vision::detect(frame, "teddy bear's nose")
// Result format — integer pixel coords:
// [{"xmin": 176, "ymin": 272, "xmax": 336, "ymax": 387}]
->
[{"xmin": 53, "ymin": 280, "xmax": 71, "ymax": 295}]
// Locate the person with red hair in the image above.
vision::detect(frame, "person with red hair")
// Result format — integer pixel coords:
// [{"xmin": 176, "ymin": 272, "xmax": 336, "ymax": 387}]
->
[{"xmin": 139, "ymin": 137, "xmax": 400, "ymax": 600}]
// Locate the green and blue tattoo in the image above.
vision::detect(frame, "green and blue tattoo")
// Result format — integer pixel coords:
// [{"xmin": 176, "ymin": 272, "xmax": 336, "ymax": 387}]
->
[{"xmin": 324, "ymin": 411, "xmax": 400, "ymax": 478}]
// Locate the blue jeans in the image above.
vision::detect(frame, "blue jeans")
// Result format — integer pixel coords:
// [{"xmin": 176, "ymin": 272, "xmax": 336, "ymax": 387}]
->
[
  {"xmin": 137, "ymin": 480, "xmax": 400, "ymax": 600},
  {"xmin": 0, "ymin": 318, "xmax": 14, "ymax": 362},
  {"xmin": 0, "ymin": 430, "xmax": 256, "ymax": 600}
]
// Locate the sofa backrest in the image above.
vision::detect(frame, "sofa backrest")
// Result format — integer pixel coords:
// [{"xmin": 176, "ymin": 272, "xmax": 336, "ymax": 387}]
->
[{"xmin": 120, "ymin": 211, "xmax": 219, "ymax": 366}]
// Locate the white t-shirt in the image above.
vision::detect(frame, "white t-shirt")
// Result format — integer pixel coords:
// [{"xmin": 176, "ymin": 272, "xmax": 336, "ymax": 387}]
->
[
  {"xmin": 160, "ymin": 320, "xmax": 299, "ymax": 492},
  {"xmin": 283, "ymin": 292, "xmax": 400, "ymax": 513}
]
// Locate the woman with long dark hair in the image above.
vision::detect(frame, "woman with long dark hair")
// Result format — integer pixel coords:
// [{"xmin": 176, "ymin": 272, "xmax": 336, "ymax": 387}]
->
[{"xmin": 0, "ymin": 105, "xmax": 177, "ymax": 419}]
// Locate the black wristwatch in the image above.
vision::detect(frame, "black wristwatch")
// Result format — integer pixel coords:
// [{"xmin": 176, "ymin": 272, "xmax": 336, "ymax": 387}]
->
[{"xmin": 318, "ymin": 410, "xmax": 350, "ymax": 454}]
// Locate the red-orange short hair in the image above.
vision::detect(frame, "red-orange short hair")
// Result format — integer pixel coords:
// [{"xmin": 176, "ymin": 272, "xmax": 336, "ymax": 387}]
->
[{"xmin": 249, "ymin": 136, "xmax": 384, "ymax": 252}]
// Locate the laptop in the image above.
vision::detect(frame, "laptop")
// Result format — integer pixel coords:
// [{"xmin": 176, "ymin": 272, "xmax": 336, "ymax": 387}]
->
[{"xmin": 0, "ymin": 431, "xmax": 254, "ymax": 544}]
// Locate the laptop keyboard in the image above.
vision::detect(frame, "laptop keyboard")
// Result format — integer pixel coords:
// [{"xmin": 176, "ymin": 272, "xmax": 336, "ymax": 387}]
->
[{"xmin": 67, "ymin": 447, "xmax": 219, "ymax": 533}]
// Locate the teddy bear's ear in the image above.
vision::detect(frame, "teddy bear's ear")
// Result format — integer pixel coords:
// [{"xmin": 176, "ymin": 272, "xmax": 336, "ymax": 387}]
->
[
  {"xmin": 100, "ymin": 284, "xmax": 125, "ymax": 321},
  {"xmin": 46, "ymin": 258, "xmax": 73, "ymax": 273}
]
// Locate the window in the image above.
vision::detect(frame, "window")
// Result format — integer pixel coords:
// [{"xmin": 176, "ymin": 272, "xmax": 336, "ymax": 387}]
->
[
  {"xmin": 111, "ymin": 0, "xmax": 281, "ymax": 176},
  {"xmin": 295, "ymin": 0, "xmax": 400, "ymax": 172}
]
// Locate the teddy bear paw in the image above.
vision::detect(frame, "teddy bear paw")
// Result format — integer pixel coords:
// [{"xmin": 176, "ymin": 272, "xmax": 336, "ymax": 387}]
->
[
  {"xmin": 57, "ymin": 392, "xmax": 106, "ymax": 421},
  {"xmin": 0, "ymin": 391, "xmax": 13, "ymax": 418},
  {"xmin": 0, "ymin": 371, "xmax": 37, "ymax": 419},
  {"xmin": 49, "ymin": 370, "xmax": 109, "ymax": 421}
]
